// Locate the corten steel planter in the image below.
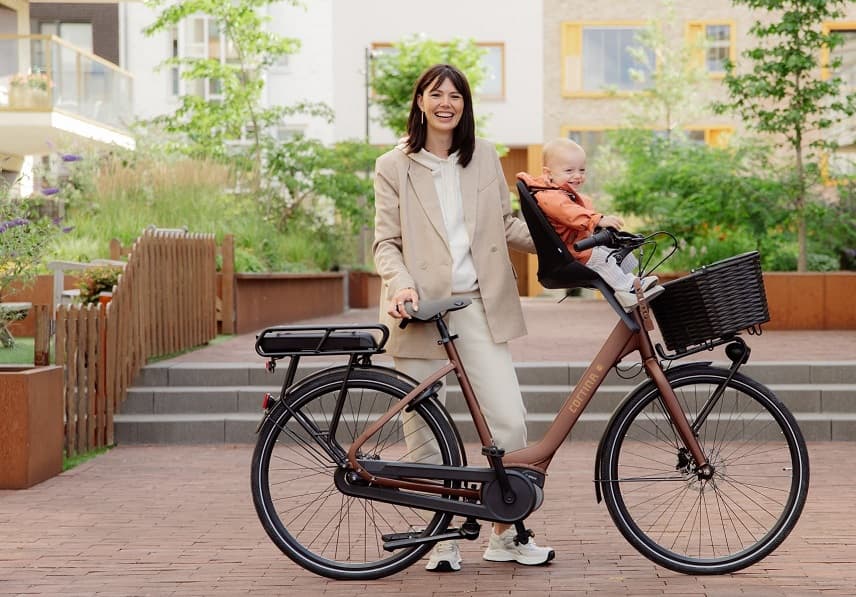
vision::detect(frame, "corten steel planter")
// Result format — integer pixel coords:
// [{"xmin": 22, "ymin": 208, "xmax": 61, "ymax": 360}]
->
[
  {"xmin": 348, "ymin": 271, "xmax": 381, "ymax": 309},
  {"xmin": 0, "ymin": 365, "xmax": 64, "ymax": 489},
  {"xmin": 234, "ymin": 272, "xmax": 345, "ymax": 334}
]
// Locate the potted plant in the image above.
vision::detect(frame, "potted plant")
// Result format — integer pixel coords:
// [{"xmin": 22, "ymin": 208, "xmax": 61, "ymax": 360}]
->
[{"xmin": 9, "ymin": 72, "xmax": 53, "ymax": 109}]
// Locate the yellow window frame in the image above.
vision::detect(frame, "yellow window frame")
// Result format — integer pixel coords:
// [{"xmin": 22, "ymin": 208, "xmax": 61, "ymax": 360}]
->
[
  {"xmin": 560, "ymin": 21, "xmax": 650, "ymax": 98},
  {"xmin": 686, "ymin": 20, "xmax": 736, "ymax": 79},
  {"xmin": 818, "ymin": 22, "xmax": 856, "ymax": 185}
]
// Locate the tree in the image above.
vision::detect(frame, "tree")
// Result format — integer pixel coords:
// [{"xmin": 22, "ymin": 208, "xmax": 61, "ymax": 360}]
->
[
  {"xmin": 623, "ymin": 0, "xmax": 710, "ymax": 135},
  {"xmin": 143, "ymin": 0, "xmax": 330, "ymax": 180},
  {"xmin": 370, "ymin": 35, "xmax": 487, "ymax": 136},
  {"xmin": 713, "ymin": 0, "xmax": 856, "ymax": 271}
]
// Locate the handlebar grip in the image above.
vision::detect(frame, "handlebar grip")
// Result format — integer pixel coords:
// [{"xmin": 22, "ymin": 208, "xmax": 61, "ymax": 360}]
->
[
  {"xmin": 397, "ymin": 301, "xmax": 416, "ymax": 329},
  {"xmin": 573, "ymin": 228, "xmax": 614, "ymax": 252}
]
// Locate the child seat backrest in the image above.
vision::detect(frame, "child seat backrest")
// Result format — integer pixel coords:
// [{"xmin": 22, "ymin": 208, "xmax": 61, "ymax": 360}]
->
[{"xmin": 516, "ymin": 180, "xmax": 603, "ymax": 289}]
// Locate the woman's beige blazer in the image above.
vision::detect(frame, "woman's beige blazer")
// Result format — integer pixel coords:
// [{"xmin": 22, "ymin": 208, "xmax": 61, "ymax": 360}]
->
[{"xmin": 373, "ymin": 138, "xmax": 535, "ymax": 359}]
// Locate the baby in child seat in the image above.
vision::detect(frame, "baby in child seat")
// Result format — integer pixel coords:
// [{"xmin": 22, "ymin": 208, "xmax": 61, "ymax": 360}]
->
[{"xmin": 517, "ymin": 138, "xmax": 664, "ymax": 310}]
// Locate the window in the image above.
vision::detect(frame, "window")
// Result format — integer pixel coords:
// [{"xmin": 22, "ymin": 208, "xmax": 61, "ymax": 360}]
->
[
  {"xmin": 171, "ymin": 15, "xmax": 239, "ymax": 99},
  {"xmin": 687, "ymin": 21, "xmax": 734, "ymax": 76},
  {"xmin": 821, "ymin": 24, "xmax": 856, "ymax": 182},
  {"xmin": 823, "ymin": 23, "xmax": 856, "ymax": 90},
  {"xmin": 561, "ymin": 22, "xmax": 654, "ymax": 96},
  {"xmin": 560, "ymin": 126, "xmax": 733, "ymax": 191},
  {"xmin": 370, "ymin": 41, "xmax": 506, "ymax": 100},
  {"xmin": 478, "ymin": 43, "xmax": 505, "ymax": 100}
]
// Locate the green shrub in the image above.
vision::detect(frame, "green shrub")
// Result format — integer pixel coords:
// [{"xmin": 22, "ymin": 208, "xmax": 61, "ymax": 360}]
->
[{"xmin": 77, "ymin": 265, "xmax": 123, "ymax": 304}]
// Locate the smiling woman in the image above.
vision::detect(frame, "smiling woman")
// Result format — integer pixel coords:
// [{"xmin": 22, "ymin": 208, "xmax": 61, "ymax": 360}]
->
[{"xmin": 372, "ymin": 63, "xmax": 552, "ymax": 572}]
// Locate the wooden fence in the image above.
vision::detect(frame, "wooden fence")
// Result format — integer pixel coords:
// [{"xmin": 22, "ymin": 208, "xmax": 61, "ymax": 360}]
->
[{"xmin": 50, "ymin": 228, "xmax": 218, "ymax": 455}]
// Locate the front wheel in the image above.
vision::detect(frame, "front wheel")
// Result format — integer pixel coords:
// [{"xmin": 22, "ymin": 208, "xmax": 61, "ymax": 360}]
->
[
  {"xmin": 600, "ymin": 365, "xmax": 809, "ymax": 574},
  {"xmin": 251, "ymin": 367, "xmax": 464, "ymax": 580}
]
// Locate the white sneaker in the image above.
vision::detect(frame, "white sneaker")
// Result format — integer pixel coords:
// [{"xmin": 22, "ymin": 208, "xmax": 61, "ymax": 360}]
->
[
  {"xmin": 425, "ymin": 540, "xmax": 462, "ymax": 572},
  {"xmin": 615, "ymin": 284, "xmax": 665, "ymax": 311},
  {"xmin": 482, "ymin": 528, "xmax": 555, "ymax": 565}
]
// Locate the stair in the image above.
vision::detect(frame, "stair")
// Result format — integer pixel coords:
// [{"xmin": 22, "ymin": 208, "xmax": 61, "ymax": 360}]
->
[{"xmin": 115, "ymin": 360, "xmax": 856, "ymax": 444}]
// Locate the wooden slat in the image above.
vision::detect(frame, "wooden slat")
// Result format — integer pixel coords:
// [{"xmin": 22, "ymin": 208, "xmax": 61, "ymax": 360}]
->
[
  {"xmin": 86, "ymin": 305, "xmax": 98, "ymax": 450},
  {"xmin": 33, "ymin": 304, "xmax": 51, "ymax": 366},
  {"xmin": 65, "ymin": 306, "xmax": 79, "ymax": 457}
]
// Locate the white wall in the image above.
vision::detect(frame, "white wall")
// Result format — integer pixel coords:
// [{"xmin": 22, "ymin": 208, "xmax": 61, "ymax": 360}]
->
[
  {"xmin": 265, "ymin": 0, "xmax": 335, "ymax": 144},
  {"xmin": 120, "ymin": 0, "xmax": 543, "ymax": 147},
  {"xmin": 332, "ymin": 0, "xmax": 543, "ymax": 147},
  {"xmin": 123, "ymin": 1, "xmax": 173, "ymax": 121}
]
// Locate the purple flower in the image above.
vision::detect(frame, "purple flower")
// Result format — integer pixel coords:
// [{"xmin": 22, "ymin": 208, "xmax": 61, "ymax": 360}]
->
[
  {"xmin": 0, "ymin": 218, "xmax": 29, "ymax": 233},
  {"xmin": 62, "ymin": 154, "xmax": 83, "ymax": 162},
  {"xmin": 41, "ymin": 187, "xmax": 60, "ymax": 196},
  {"xmin": 61, "ymin": 226, "xmax": 74, "ymax": 233}
]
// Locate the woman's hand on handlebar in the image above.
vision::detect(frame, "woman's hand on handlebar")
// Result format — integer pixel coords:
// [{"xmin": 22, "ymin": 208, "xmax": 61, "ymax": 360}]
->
[{"xmin": 387, "ymin": 287, "xmax": 419, "ymax": 319}]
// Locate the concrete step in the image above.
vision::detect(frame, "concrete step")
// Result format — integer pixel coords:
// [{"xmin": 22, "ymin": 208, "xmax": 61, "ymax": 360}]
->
[
  {"xmin": 132, "ymin": 360, "xmax": 856, "ymax": 388},
  {"xmin": 113, "ymin": 411, "xmax": 856, "ymax": 445},
  {"xmin": 120, "ymin": 381, "xmax": 856, "ymax": 417},
  {"xmin": 117, "ymin": 360, "xmax": 856, "ymax": 444}
]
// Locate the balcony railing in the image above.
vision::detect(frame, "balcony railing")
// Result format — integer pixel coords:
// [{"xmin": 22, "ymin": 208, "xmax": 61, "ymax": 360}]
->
[{"xmin": 0, "ymin": 34, "xmax": 133, "ymax": 132}]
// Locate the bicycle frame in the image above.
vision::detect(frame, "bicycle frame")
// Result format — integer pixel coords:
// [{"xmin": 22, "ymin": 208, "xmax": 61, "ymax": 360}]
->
[{"xmin": 346, "ymin": 301, "xmax": 710, "ymax": 494}]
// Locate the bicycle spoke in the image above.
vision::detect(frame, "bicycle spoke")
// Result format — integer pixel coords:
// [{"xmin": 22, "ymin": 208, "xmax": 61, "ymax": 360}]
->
[
  {"xmin": 603, "ymin": 369, "xmax": 807, "ymax": 573},
  {"xmin": 252, "ymin": 369, "xmax": 460, "ymax": 578}
]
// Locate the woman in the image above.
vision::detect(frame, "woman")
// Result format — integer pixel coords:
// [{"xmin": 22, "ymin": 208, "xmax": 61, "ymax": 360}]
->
[{"xmin": 373, "ymin": 64, "xmax": 554, "ymax": 572}]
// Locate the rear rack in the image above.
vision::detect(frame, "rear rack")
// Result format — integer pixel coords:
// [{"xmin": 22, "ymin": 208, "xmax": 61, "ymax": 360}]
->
[{"xmin": 255, "ymin": 324, "xmax": 390, "ymax": 358}]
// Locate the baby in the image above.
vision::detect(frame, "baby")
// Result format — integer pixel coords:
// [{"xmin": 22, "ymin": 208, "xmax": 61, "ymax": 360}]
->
[{"xmin": 517, "ymin": 138, "xmax": 664, "ymax": 310}]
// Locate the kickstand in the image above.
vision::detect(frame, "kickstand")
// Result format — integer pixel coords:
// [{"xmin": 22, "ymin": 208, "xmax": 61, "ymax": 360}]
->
[{"xmin": 513, "ymin": 521, "xmax": 533, "ymax": 545}]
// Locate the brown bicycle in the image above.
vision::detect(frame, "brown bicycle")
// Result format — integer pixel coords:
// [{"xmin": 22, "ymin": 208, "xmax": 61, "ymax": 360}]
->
[{"xmin": 250, "ymin": 183, "xmax": 809, "ymax": 580}]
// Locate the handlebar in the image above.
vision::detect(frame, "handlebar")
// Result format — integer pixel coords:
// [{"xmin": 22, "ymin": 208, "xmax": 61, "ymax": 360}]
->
[{"xmin": 573, "ymin": 228, "xmax": 646, "ymax": 252}]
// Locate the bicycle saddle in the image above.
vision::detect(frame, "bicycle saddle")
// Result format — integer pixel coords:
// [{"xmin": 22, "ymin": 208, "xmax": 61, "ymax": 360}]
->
[{"xmin": 402, "ymin": 296, "xmax": 471, "ymax": 322}]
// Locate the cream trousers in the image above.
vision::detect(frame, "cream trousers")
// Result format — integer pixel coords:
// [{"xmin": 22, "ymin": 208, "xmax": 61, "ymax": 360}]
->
[{"xmin": 395, "ymin": 298, "xmax": 528, "ymax": 463}]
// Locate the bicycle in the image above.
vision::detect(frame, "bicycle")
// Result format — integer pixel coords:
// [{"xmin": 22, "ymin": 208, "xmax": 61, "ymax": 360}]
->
[{"xmin": 249, "ymin": 183, "xmax": 809, "ymax": 580}]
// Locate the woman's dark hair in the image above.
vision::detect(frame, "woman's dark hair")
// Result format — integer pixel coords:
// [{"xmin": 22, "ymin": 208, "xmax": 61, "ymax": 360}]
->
[{"xmin": 405, "ymin": 64, "xmax": 476, "ymax": 167}]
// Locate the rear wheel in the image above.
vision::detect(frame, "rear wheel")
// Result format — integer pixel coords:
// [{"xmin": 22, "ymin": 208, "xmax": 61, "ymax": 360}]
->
[
  {"xmin": 600, "ymin": 365, "xmax": 809, "ymax": 574},
  {"xmin": 251, "ymin": 368, "xmax": 463, "ymax": 580}
]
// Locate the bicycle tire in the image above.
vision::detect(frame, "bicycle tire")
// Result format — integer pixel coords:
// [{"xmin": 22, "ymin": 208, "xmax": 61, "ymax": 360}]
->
[
  {"xmin": 600, "ymin": 364, "xmax": 809, "ymax": 574},
  {"xmin": 251, "ymin": 367, "xmax": 463, "ymax": 580}
]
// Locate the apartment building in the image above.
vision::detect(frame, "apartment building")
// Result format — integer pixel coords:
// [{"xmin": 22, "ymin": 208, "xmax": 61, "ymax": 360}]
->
[
  {"xmin": 3, "ymin": 1, "xmax": 853, "ymax": 194},
  {"xmin": 0, "ymin": 0, "xmax": 133, "ymax": 194},
  {"xmin": 543, "ymin": 0, "xmax": 856, "ymax": 188}
]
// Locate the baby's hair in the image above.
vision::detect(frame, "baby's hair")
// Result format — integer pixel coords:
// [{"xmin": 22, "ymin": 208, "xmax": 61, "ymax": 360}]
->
[{"xmin": 543, "ymin": 138, "xmax": 585, "ymax": 166}]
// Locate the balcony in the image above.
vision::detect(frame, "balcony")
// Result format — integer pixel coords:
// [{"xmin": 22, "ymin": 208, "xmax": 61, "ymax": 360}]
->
[{"xmin": 0, "ymin": 34, "xmax": 134, "ymax": 157}]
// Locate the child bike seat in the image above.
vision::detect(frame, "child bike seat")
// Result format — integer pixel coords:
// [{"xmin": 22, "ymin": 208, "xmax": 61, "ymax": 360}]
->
[{"xmin": 516, "ymin": 180, "xmax": 639, "ymax": 332}]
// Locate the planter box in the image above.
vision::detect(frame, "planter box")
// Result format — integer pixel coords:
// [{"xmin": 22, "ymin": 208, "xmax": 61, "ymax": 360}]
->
[
  {"xmin": 234, "ymin": 272, "xmax": 345, "ymax": 334},
  {"xmin": 763, "ymin": 271, "xmax": 856, "ymax": 330},
  {"xmin": 348, "ymin": 271, "xmax": 381, "ymax": 309},
  {"xmin": 0, "ymin": 365, "xmax": 64, "ymax": 489}
]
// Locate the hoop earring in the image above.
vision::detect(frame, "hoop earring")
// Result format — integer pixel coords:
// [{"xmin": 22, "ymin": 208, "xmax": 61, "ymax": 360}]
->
[{"xmin": 420, "ymin": 110, "xmax": 424, "ymax": 125}]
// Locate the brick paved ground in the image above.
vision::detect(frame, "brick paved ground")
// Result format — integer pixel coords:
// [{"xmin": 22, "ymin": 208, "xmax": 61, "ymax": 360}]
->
[
  {"xmin": 2, "ymin": 442, "xmax": 855, "ymax": 596},
  {"xmin": 168, "ymin": 298, "xmax": 856, "ymax": 364}
]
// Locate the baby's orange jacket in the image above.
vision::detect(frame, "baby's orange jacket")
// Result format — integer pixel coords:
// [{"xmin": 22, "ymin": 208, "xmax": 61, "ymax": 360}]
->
[{"xmin": 516, "ymin": 172, "xmax": 603, "ymax": 264}]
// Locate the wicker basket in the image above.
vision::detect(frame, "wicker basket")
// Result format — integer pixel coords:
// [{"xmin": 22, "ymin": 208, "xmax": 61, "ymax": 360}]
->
[{"xmin": 652, "ymin": 251, "xmax": 770, "ymax": 352}]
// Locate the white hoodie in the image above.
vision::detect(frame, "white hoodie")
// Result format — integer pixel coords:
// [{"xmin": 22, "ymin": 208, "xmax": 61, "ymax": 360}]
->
[{"xmin": 408, "ymin": 148, "xmax": 479, "ymax": 294}]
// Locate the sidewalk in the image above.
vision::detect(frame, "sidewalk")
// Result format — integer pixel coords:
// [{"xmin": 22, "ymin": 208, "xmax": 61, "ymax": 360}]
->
[
  {"xmin": 2, "ymin": 297, "xmax": 855, "ymax": 595},
  {"xmin": 2, "ymin": 442, "xmax": 854, "ymax": 595},
  {"xmin": 170, "ymin": 296, "xmax": 856, "ymax": 364}
]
